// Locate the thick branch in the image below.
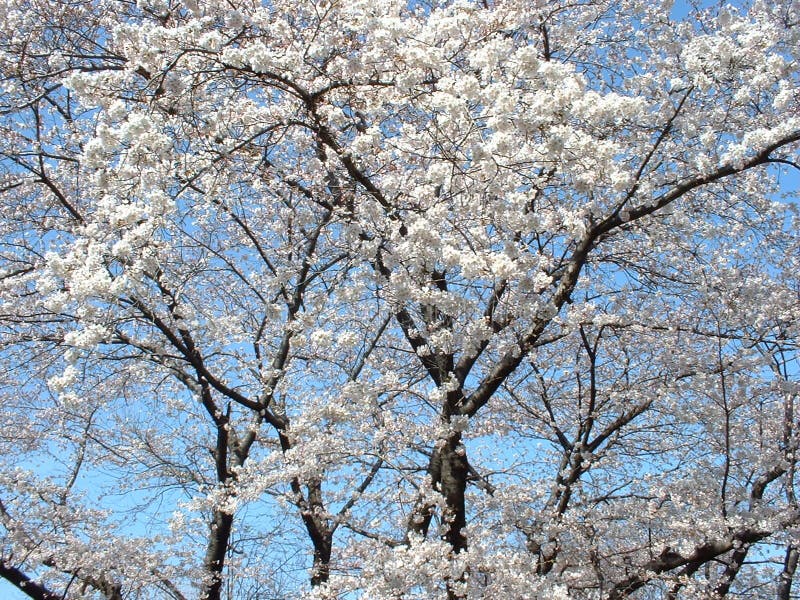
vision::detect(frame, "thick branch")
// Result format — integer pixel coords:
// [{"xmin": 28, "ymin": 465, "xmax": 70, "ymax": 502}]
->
[
  {"xmin": 200, "ymin": 511, "xmax": 234, "ymax": 600},
  {"xmin": 459, "ymin": 129, "xmax": 800, "ymax": 418},
  {"xmin": 606, "ymin": 512, "xmax": 800, "ymax": 599},
  {"xmin": 0, "ymin": 562, "xmax": 61, "ymax": 600}
]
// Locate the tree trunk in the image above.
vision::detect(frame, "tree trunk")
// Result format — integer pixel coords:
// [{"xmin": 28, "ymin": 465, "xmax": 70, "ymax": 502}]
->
[
  {"xmin": 438, "ymin": 433, "xmax": 469, "ymax": 554},
  {"xmin": 200, "ymin": 510, "xmax": 234, "ymax": 600},
  {"xmin": 778, "ymin": 545, "xmax": 798, "ymax": 600}
]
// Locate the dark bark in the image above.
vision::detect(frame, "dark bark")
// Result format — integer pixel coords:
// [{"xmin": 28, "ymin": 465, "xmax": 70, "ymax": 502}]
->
[
  {"xmin": 438, "ymin": 434, "xmax": 469, "ymax": 553},
  {"xmin": 405, "ymin": 429, "xmax": 470, "ymax": 600},
  {"xmin": 714, "ymin": 543, "xmax": 750, "ymax": 597},
  {"xmin": 778, "ymin": 545, "xmax": 798, "ymax": 600},
  {"xmin": 606, "ymin": 516, "xmax": 800, "ymax": 600},
  {"xmin": 438, "ymin": 435, "xmax": 469, "ymax": 600},
  {"xmin": 0, "ymin": 562, "xmax": 61, "ymax": 600},
  {"xmin": 276, "ymin": 431, "xmax": 333, "ymax": 587},
  {"xmin": 304, "ymin": 476, "xmax": 333, "ymax": 587},
  {"xmin": 200, "ymin": 398, "xmax": 235, "ymax": 600},
  {"xmin": 200, "ymin": 510, "xmax": 234, "ymax": 600},
  {"xmin": 2, "ymin": 548, "xmax": 123, "ymax": 600}
]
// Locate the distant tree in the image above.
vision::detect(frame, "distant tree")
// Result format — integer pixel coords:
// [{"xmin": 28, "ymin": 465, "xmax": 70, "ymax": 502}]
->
[{"xmin": 1, "ymin": 0, "xmax": 799, "ymax": 598}]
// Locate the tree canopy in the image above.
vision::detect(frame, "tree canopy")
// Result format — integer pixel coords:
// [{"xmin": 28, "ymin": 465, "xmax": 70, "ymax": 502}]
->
[{"xmin": 1, "ymin": 0, "xmax": 799, "ymax": 598}]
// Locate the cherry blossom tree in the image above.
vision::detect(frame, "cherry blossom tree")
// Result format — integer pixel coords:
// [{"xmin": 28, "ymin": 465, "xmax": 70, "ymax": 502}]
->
[{"xmin": 1, "ymin": 0, "xmax": 799, "ymax": 598}]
